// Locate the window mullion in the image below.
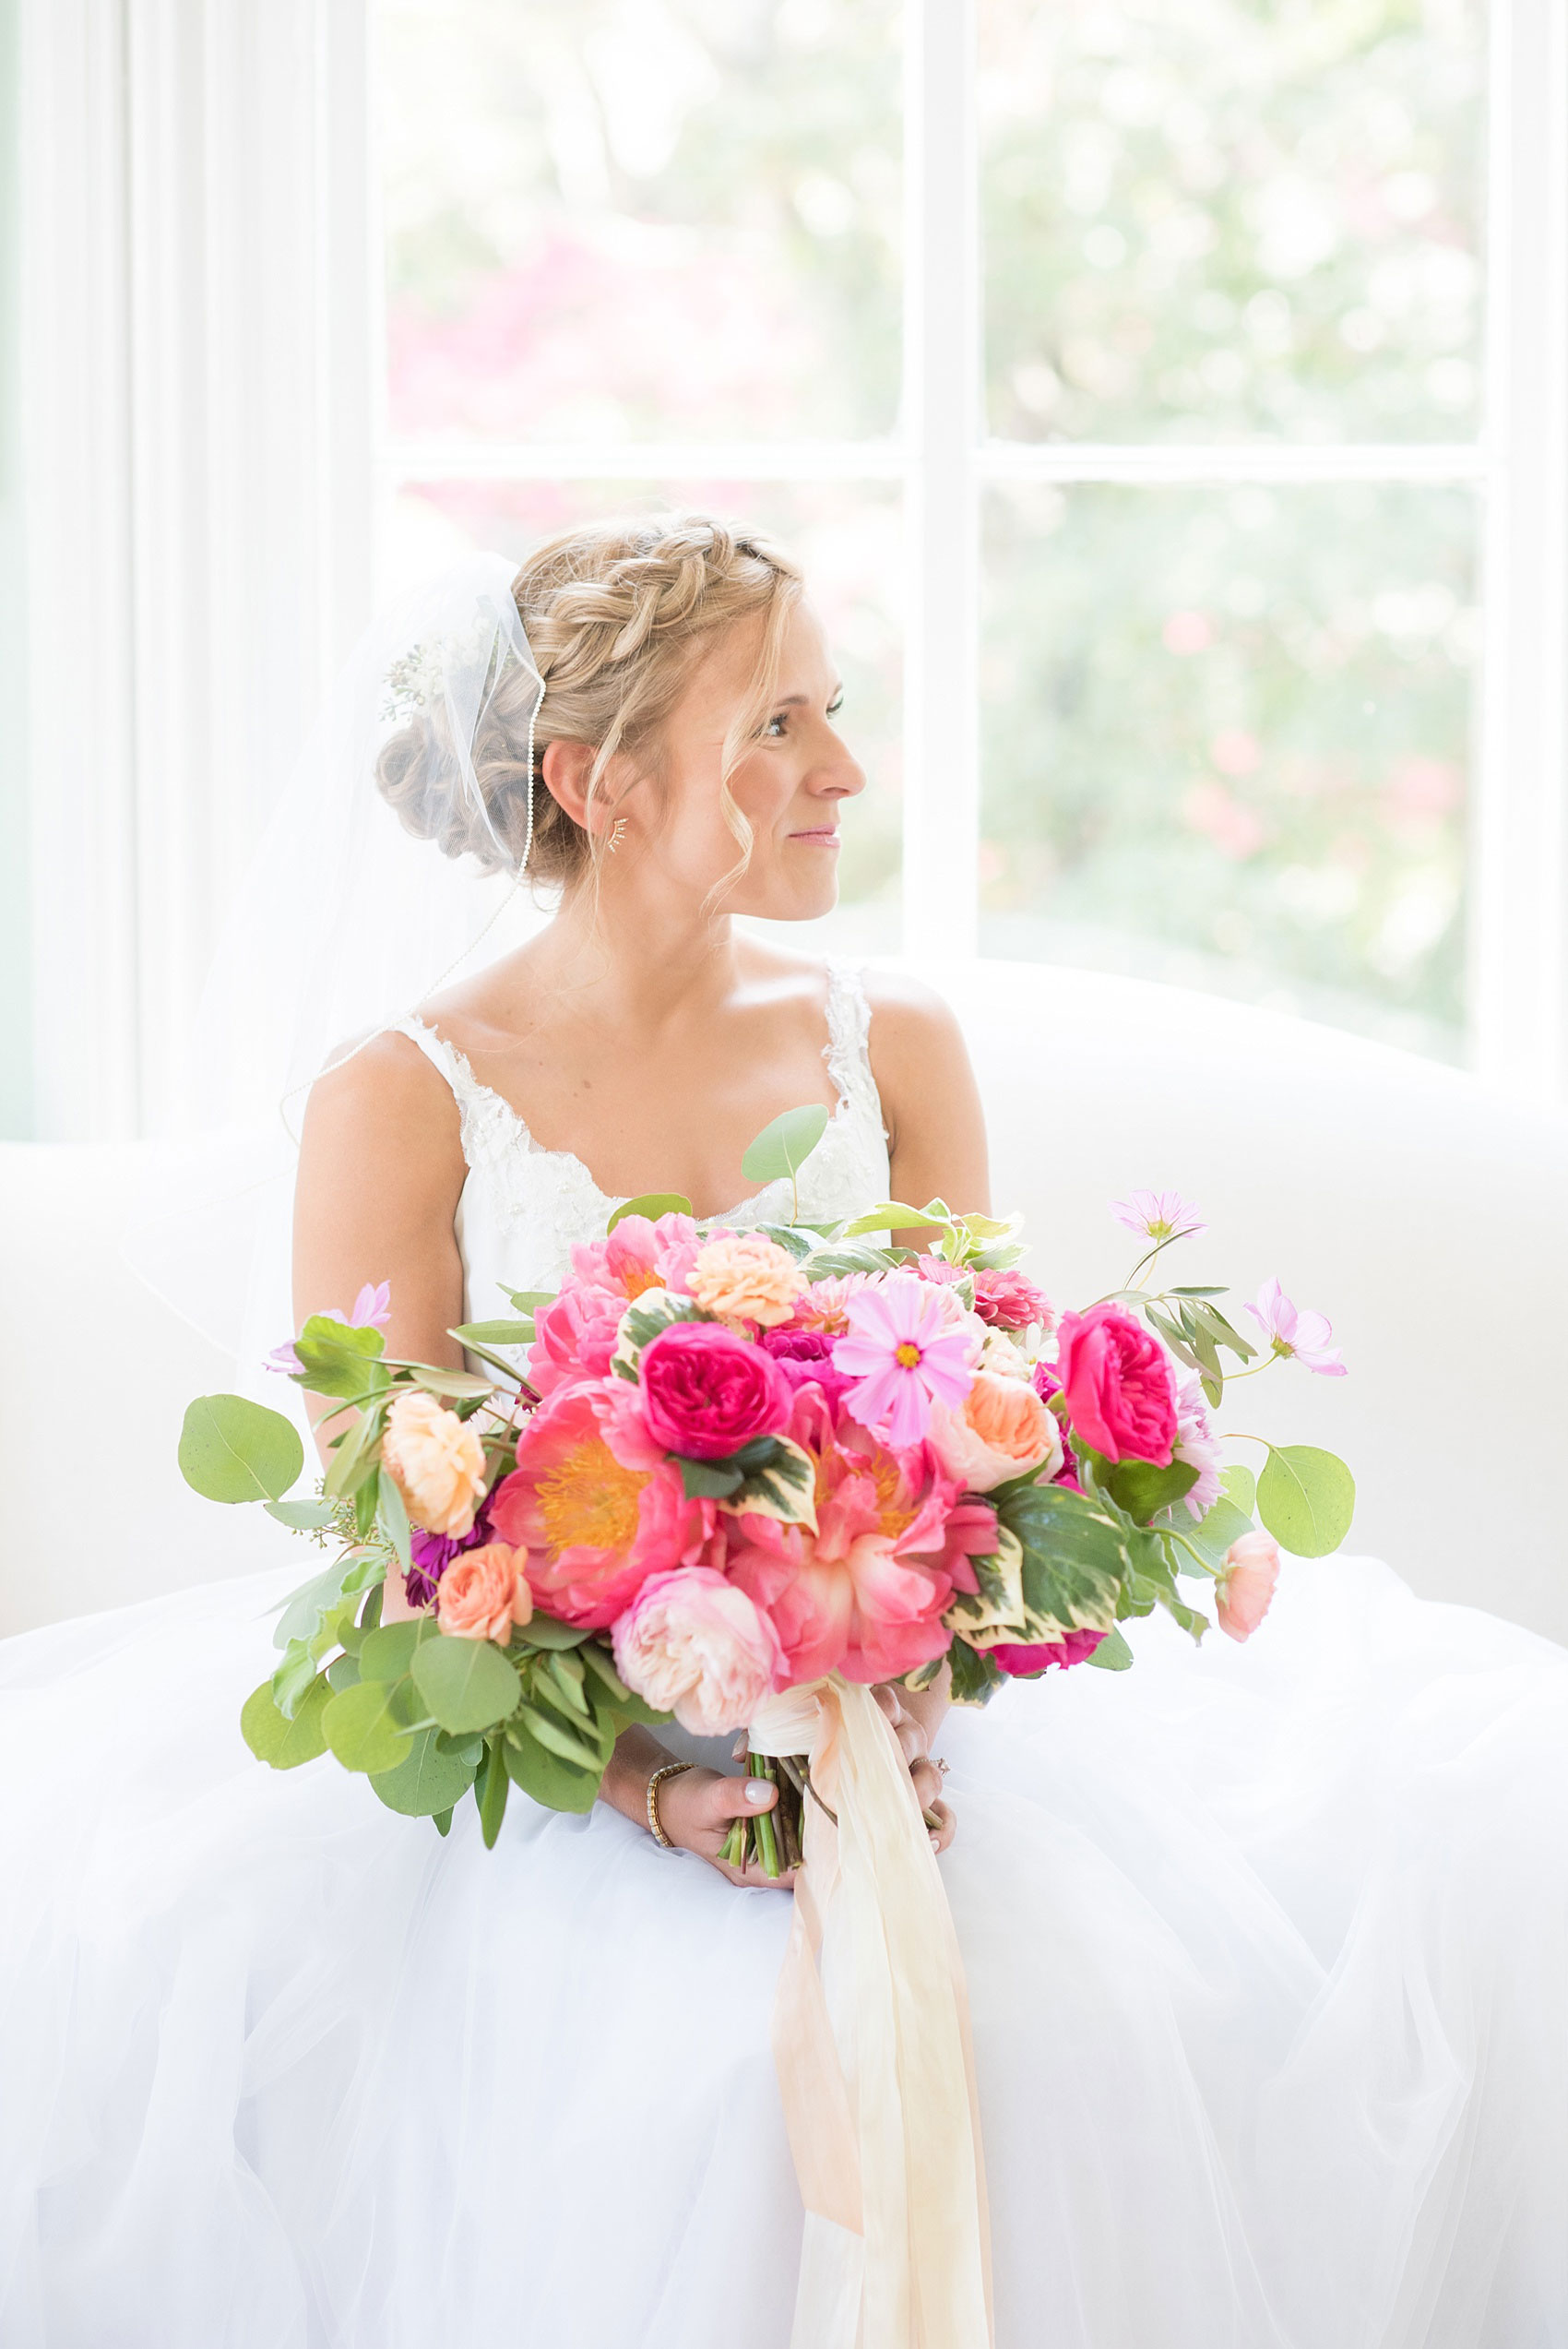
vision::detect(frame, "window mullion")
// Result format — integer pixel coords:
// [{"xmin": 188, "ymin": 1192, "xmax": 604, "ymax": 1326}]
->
[{"xmin": 901, "ymin": 0, "xmax": 980, "ymax": 959}]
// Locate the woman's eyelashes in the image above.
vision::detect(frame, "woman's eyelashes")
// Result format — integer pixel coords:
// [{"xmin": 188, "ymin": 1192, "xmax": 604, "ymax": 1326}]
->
[{"xmin": 760, "ymin": 692, "xmax": 845, "ymax": 741}]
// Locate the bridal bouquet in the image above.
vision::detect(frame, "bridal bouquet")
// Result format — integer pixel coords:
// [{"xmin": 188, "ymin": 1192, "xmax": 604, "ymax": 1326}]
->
[{"xmin": 181, "ymin": 1112, "xmax": 1354, "ymax": 1859}]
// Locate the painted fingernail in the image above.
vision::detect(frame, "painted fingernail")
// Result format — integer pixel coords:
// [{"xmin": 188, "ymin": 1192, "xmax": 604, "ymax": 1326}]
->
[{"xmin": 744, "ymin": 1782, "xmax": 773, "ymax": 1808}]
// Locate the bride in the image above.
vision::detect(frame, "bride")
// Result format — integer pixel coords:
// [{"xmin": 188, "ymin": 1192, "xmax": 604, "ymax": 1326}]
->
[{"xmin": 2, "ymin": 513, "xmax": 1564, "ymax": 2349}]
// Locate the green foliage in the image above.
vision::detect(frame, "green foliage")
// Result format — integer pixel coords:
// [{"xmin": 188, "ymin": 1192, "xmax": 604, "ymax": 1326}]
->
[
  {"xmin": 376, "ymin": 1466, "xmax": 412, "ymax": 1570},
  {"xmin": 322, "ymin": 1677, "xmax": 415, "ymax": 1775},
  {"xmin": 676, "ymin": 1435, "xmax": 815, "ymax": 1525},
  {"xmin": 1087, "ymin": 1627, "xmax": 1134, "ymax": 1671},
  {"xmin": 241, "ymin": 1674, "xmax": 331, "ymax": 1769},
  {"xmin": 741, "ymin": 1103, "xmax": 829, "ymax": 1186},
  {"xmin": 371, "ymin": 1725, "xmax": 479, "ymax": 1818},
  {"xmin": 839, "ymin": 1200, "xmax": 952, "ymax": 1239},
  {"xmin": 1257, "ymin": 1445, "xmax": 1357, "ymax": 1557},
  {"xmin": 1179, "ymin": 1494, "xmax": 1255, "ymax": 1571},
  {"xmin": 264, "ymin": 1496, "xmax": 336, "ymax": 1531},
  {"xmin": 995, "ymin": 1480, "xmax": 1134, "ymax": 1640},
  {"xmin": 274, "ymin": 1551, "xmax": 386, "ymax": 1653},
  {"xmin": 1221, "ymin": 1464, "xmax": 1256, "ymax": 1516},
  {"xmin": 799, "ymin": 1242, "xmax": 902, "ymax": 1279},
  {"xmin": 512, "ymin": 1612, "xmax": 591, "ymax": 1652},
  {"xmin": 947, "ymin": 1641, "xmax": 1004, "ymax": 1708},
  {"xmin": 1099, "ymin": 1454, "xmax": 1200, "ymax": 1524},
  {"xmin": 410, "ymin": 1633, "xmax": 523, "ymax": 1735},
  {"xmin": 451, "ymin": 1318, "xmax": 538, "ymax": 1346},
  {"xmin": 179, "ymin": 1395, "xmax": 303, "ymax": 1506},
  {"xmin": 502, "ymin": 1720, "xmax": 600, "ymax": 1812},
  {"xmin": 606, "ymin": 1192, "xmax": 694, "ymax": 1233},
  {"xmin": 477, "ymin": 1739, "xmax": 511, "ymax": 1847},
  {"xmin": 358, "ymin": 1617, "xmax": 439, "ymax": 1681},
  {"xmin": 611, "ymin": 1287, "xmax": 706, "ymax": 1377}
]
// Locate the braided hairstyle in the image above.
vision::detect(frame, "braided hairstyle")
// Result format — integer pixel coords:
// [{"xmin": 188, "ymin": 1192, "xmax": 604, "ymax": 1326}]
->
[{"xmin": 375, "ymin": 513, "xmax": 804, "ymax": 888}]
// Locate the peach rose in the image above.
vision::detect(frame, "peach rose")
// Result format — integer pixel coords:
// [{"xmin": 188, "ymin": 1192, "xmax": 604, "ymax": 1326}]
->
[
  {"xmin": 1217, "ymin": 1529, "xmax": 1280, "ymax": 1641},
  {"xmin": 688, "ymin": 1232, "xmax": 807, "ymax": 1328},
  {"xmin": 435, "ymin": 1542, "xmax": 533, "ymax": 1643},
  {"xmin": 926, "ymin": 1368, "xmax": 1063, "ymax": 1493},
  {"xmin": 381, "ymin": 1389, "xmax": 486, "ymax": 1538}
]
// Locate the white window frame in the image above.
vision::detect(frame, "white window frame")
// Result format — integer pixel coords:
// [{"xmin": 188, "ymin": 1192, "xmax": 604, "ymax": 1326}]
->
[{"xmin": 17, "ymin": 0, "xmax": 1568, "ymax": 1136}]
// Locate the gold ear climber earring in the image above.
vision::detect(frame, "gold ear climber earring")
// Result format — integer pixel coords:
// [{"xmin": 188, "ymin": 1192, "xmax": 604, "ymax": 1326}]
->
[{"xmin": 607, "ymin": 816, "xmax": 629, "ymax": 853}]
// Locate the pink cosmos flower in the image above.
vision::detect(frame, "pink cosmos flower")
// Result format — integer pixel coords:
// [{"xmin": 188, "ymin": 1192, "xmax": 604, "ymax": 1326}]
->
[
  {"xmin": 1111, "ymin": 1189, "xmax": 1206, "ymax": 1244},
  {"xmin": 1171, "ymin": 1367, "xmax": 1225, "ymax": 1519},
  {"xmin": 266, "ymin": 1280, "xmax": 393, "ymax": 1374},
  {"xmin": 1217, "ymin": 1529, "xmax": 1281, "ymax": 1640},
  {"xmin": 489, "ymin": 1381, "xmax": 721, "ymax": 1627},
  {"xmin": 831, "ymin": 1275, "xmax": 976, "ymax": 1450},
  {"xmin": 1243, "ymin": 1277, "xmax": 1347, "ymax": 1377},
  {"xmin": 990, "ymin": 1627, "xmax": 1107, "ymax": 1675},
  {"xmin": 568, "ymin": 1211, "xmax": 706, "ymax": 1303}
]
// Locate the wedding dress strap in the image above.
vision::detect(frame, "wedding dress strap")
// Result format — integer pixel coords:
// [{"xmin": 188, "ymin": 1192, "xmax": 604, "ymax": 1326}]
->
[{"xmin": 823, "ymin": 959, "xmax": 885, "ymax": 1135}]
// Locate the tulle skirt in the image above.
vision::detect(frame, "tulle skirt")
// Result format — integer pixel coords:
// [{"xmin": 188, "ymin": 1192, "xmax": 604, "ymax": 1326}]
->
[{"xmin": 2, "ymin": 1554, "xmax": 1564, "ymax": 2349}]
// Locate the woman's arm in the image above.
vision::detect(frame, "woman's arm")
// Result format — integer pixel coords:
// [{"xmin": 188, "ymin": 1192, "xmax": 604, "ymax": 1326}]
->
[{"xmin": 863, "ymin": 973, "xmax": 990, "ymax": 1247}]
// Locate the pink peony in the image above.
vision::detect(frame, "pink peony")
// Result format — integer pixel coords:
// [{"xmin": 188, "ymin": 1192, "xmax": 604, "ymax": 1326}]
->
[
  {"xmin": 490, "ymin": 1383, "xmax": 721, "ymax": 1628},
  {"xmin": 990, "ymin": 1627, "xmax": 1108, "ymax": 1675},
  {"xmin": 971, "ymin": 1267, "xmax": 1057, "ymax": 1333},
  {"xmin": 1217, "ymin": 1529, "xmax": 1280, "ymax": 1641},
  {"xmin": 1244, "ymin": 1278, "xmax": 1347, "ymax": 1377},
  {"xmin": 638, "ymin": 1320, "xmax": 793, "ymax": 1460},
  {"xmin": 528, "ymin": 1282, "xmax": 625, "ymax": 1398},
  {"xmin": 926, "ymin": 1369, "xmax": 1063, "ymax": 1493},
  {"xmin": 436, "ymin": 1542, "xmax": 533, "ymax": 1643},
  {"xmin": 569, "ymin": 1211, "xmax": 706, "ymax": 1303},
  {"xmin": 1054, "ymin": 1304, "xmax": 1178, "ymax": 1466},
  {"xmin": 832, "ymin": 1275, "xmax": 976, "ymax": 1450},
  {"xmin": 612, "ymin": 1567, "xmax": 786, "ymax": 1735}
]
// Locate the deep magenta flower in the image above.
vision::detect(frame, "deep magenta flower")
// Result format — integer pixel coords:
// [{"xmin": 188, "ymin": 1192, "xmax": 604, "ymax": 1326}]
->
[
  {"xmin": 990, "ymin": 1627, "xmax": 1107, "ymax": 1676},
  {"xmin": 1244, "ymin": 1277, "xmax": 1347, "ymax": 1377},
  {"xmin": 831, "ymin": 1275, "xmax": 976, "ymax": 1451},
  {"xmin": 1055, "ymin": 1304, "xmax": 1179, "ymax": 1465}
]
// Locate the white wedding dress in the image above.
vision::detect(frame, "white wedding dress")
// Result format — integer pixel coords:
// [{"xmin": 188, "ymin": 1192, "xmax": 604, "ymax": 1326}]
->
[{"xmin": 3, "ymin": 961, "xmax": 1565, "ymax": 2349}]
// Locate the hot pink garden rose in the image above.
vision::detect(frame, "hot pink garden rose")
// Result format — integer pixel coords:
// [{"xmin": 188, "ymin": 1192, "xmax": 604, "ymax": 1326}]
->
[
  {"xmin": 612, "ymin": 1567, "xmax": 787, "ymax": 1735},
  {"xmin": 490, "ymin": 1383, "xmax": 721, "ymax": 1627},
  {"xmin": 1054, "ymin": 1304, "xmax": 1178, "ymax": 1466},
  {"xmin": 1217, "ymin": 1529, "xmax": 1280, "ymax": 1641},
  {"xmin": 990, "ymin": 1627, "xmax": 1107, "ymax": 1675},
  {"xmin": 637, "ymin": 1320, "xmax": 793, "ymax": 1460}
]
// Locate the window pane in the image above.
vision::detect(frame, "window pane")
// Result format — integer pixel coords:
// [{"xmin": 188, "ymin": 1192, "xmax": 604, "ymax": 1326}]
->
[
  {"xmin": 377, "ymin": 0, "xmax": 902, "ymax": 445},
  {"xmin": 981, "ymin": 0, "xmax": 1485, "ymax": 444},
  {"xmin": 980, "ymin": 483, "xmax": 1477, "ymax": 1056},
  {"xmin": 384, "ymin": 479, "xmax": 903, "ymax": 947}
]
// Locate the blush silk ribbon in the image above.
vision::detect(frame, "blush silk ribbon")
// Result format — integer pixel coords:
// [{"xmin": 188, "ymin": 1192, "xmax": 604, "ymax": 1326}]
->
[{"xmin": 747, "ymin": 1677, "xmax": 993, "ymax": 2349}]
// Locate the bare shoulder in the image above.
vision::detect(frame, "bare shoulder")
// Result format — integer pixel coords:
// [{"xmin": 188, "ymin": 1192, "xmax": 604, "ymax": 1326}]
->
[
  {"xmin": 860, "ymin": 967, "xmax": 975, "ymax": 1082},
  {"xmin": 298, "ymin": 1027, "xmax": 463, "ymax": 1185}
]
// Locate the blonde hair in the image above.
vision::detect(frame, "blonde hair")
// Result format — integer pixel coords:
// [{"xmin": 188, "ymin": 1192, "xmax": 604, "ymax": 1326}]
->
[{"xmin": 376, "ymin": 513, "xmax": 804, "ymax": 893}]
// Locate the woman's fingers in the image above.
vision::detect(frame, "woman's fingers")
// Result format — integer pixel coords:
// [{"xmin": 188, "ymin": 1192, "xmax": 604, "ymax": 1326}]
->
[
  {"xmin": 909, "ymin": 1755, "xmax": 944, "ymax": 1810},
  {"xmin": 925, "ymin": 1796, "xmax": 956, "ymax": 1854}
]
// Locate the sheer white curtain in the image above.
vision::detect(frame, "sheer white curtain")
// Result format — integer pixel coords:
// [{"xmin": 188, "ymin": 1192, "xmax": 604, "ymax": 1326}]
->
[{"xmin": 19, "ymin": 0, "xmax": 376, "ymax": 1141}]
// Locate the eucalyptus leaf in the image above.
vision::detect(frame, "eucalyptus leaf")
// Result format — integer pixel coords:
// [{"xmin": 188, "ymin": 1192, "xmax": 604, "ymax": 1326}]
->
[
  {"xmin": 450, "ymin": 1319, "xmax": 537, "ymax": 1347},
  {"xmin": 605, "ymin": 1192, "xmax": 694, "ymax": 1234},
  {"xmin": 370, "ymin": 1725, "xmax": 479, "ymax": 1818},
  {"xmin": 359, "ymin": 1616, "xmax": 440, "ymax": 1681},
  {"xmin": 291, "ymin": 1318, "xmax": 390, "ymax": 1401},
  {"xmin": 240, "ymin": 1674, "xmax": 331, "ymax": 1769},
  {"xmin": 477, "ymin": 1740, "xmax": 511, "ymax": 1848},
  {"xmin": 322, "ymin": 1677, "xmax": 414, "ymax": 1775},
  {"xmin": 264, "ymin": 1496, "xmax": 336, "ymax": 1531},
  {"xmin": 1179, "ymin": 1496, "xmax": 1255, "ymax": 1570},
  {"xmin": 1221, "ymin": 1464, "xmax": 1256, "ymax": 1516},
  {"xmin": 325, "ymin": 1651, "xmax": 361, "ymax": 1692},
  {"xmin": 272, "ymin": 1551, "xmax": 385, "ymax": 1651},
  {"xmin": 740, "ymin": 1103, "xmax": 829, "ymax": 1186},
  {"xmin": 501, "ymin": 1288, "xmax": 557, "ymax": 1314},
  {"xmin": 1101, "ymin": 1456, "xmax": 1200, "ymax": 1524},
  {"xmin": 1257, "ymin": 1446, "xmax": 1357, "ymax": 1558},
  {"xmin": 405, "ymin": 1365, "xmax": 495, "ymax": 1400},
  {"xmin": 511, "ymin": 1613, "xmax": 591, "ymax": 1653},
  {"xmin": 178, "ymin": 1394, "xmax": 304, "ymax": 1506},
  {"xmin": 502, "ymin": 1722, "xmax": 600, "ymax": 1812},
  {"xmin": 514, "ymin": 1699, "xmax": 604, "ymax": 1773},
  {"xmin": 376, "ymin": 1465, "xmax": 411, "ymax": 1571},
  {"xmin": 410, "ymin": 1633, "xmax": 523, "ymax": 1735}
]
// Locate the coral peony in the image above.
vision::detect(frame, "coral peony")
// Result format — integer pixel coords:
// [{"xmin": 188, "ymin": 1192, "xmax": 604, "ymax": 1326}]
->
[
  {"xmin": 436, "ymin": 1542, "xmax": 533, "ymax": 1643},
  {"xmin": 926, "ymin": 1369, "xmax": 1063, "ymax": 1493},
  {"xmin": 638, "ymin": 1320, "xmax": 793, "ymax": 1460},
  {"xmin": 381, "ymin": 1389, "xmax": 487, "ymax": 1539},
  {"xmin": 688, "ymin": 1231, "xmax": 806, "ymax": 1328},
  {"xmin": 612, "ymin": 1567, "xmax": 786, "ymax": 1735},
  {"xmin": 990, "ymin": 1627, "xmax": 1107, "ymax": 1675},
  {"xmin": 1054, "ymin": 1304, "xmax": 1178, "ymax": 1466},
  {"xmin": 569, "ymin": 1211, "xmax": 705, "ymax": 1303},
  {"xmin": 491, "ymin": 1383, "xmax": 721, "ymax": 1627},
  {"xmin": 528, "ymin": 1283, "xmax": 625, "ymax": 1398},
  {"xmin": 1217, "ymin": 1529, "xmax": 1280, "ymax": 1641}
]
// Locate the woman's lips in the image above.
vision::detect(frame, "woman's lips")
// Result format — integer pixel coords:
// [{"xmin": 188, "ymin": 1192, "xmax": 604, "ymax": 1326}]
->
[{"xmin": 790, "ymin": 827, "xmax": 840, "ymax": 846}]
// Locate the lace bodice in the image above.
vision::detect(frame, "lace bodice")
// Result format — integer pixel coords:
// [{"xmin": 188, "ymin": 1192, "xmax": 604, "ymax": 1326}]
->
[{"xmin": 393, "ymin": 958, "xmax": 891, "ymax": 1327}]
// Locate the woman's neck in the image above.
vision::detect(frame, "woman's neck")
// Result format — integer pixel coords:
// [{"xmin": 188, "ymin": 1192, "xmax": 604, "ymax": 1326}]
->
[{"xmin": 518, "ymin": 872, "xmax": 745, "ymax": 1039}]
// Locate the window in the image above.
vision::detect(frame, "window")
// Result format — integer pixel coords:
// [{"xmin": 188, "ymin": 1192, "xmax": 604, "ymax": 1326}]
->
[{"xmin": 375, "ymin": 0, "xmax": 1562, "ymax": 1074}]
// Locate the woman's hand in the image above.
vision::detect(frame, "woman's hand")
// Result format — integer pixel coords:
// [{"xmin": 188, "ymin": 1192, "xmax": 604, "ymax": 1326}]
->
[
  {"xmin": 655, "ymin": 1764, "xmax": 799, "ymax": 1890},
  {"xmin": 873, "ymin": 1683, "xmax": 956, "ymax": 1856}
]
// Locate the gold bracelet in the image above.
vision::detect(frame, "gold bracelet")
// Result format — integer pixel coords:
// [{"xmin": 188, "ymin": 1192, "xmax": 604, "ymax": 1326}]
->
[{"xmin": 646, "ymin": 1759, "xmax": 695, "ymax": 1848}]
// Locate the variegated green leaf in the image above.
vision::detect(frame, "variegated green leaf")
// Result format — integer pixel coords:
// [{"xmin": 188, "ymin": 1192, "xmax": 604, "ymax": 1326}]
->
[
  {"xmin": 942, "ymin": 1528, "xmax": 1027, "ymax": 1649},
  {"xmin": 609, "ymin": 1286, "xmax": 707, "ymax": 1378},
  {"xmin": 716, "ymin": 1433, "xmax": 818, "ymax": 1531}
]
